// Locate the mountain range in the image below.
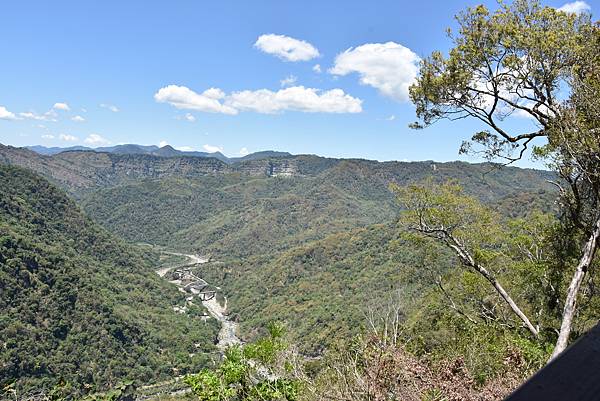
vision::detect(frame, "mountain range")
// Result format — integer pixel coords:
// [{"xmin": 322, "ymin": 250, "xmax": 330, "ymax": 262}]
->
[
  {"xmin": 25, "ymin": 144, "xmax": 291, "ymax": 164},
  {"xmin": 0, "ymin": 141, "xmax": 558, "ymax": 394}
]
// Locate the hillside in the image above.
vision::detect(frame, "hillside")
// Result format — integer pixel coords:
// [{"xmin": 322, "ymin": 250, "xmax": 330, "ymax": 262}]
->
[
  {"xmin": 0, "ymin": 165, "xmax": 219, "ymax": 396},
  {"xmin": 78, "ymin": 158, "xmax": 556, "ymax": 259},
  {"xmin": 192, "ymin": 223, "xmax": 454, "ymax": 354},
  {"xmin": 0, "ymin": 143, "xmax": 559, "ymax": 359}
]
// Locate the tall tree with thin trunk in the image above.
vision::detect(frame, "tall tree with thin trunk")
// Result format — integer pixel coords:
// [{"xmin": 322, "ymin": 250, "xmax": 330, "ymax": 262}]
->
[
  {"xmin": 392, "ymin": 181, "xmax": 540, "ymax": 337},
  {"xmin": 408, "ymin": 0, "xmax": 599, "ymax": 358}
]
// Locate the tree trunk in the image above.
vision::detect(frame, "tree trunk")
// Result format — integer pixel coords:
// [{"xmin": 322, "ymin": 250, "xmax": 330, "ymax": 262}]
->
[
  {"xmin": 447, "ymin": 241, "xmax": 539, "ymax": 337},
  {"xmin": 475, "ymin": 262, "xmax": 540, "ymax": 337},
  {"xmin": 549, "ymin": 214, "xmax": 600, "ymax": 361}
]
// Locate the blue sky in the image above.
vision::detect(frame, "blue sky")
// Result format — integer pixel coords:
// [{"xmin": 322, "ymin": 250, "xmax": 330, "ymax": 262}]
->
[{"xmin": 0, "ymin": 0, "xmax": 596, "ymax": 167}]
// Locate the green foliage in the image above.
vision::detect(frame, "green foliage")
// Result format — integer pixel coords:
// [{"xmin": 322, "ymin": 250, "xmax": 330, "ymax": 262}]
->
[
  {"xmin": 422, "ymin": 388, "xmax": 447, "ymax": 401},
  {"xmin": 0, "ymin": 165, "xmax": 219, "ymax": 396},
  {"xmin": 409, "ymin": 0, "xmax": 592, "ymax": 160},
  {"xmin": 73, "ymin": 157, "xmax": 554, "ymax": 355},
  {"xmin": 76, "ymin": 158, "xmax": 554, "ymax": 259},
  {"xmin": 0, "ymin": 148, "xmax": 561, "ymax": 392},
  {"xmin": 392, "ymin": 179, "xmax": 503, "ymax": 258},
  {"xmin": 185, "ymin": 325, "xmax": 301, "ymax": 401}
]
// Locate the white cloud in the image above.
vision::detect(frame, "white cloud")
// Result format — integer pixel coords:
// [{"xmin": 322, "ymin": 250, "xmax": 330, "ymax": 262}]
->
[
  {"xmin": 385, "ymin": 115, "xmax": 396, "ymax": 121},
  {"xmin": 59, "ymin": 133, "xmax": 78, "ymax": 141},
  {"xmin": 176, "ymin": 113, "xmax": 196, "ymax": 122},
  {"xmin": 159, "ymin": 140, "xmax": 169, "ymax": 148},
  {"xmin": 0, "ymin": 106, "xmax": 18, "ymax": 120},
  {"xmin": 254, "ymin": 34, "xmax": 320, "ymax": 62},
  {"xmin": 227, "ymin": 86, "xmax": 362, "ymax": 114},
  {"xmin": 84, "ymin": 133, "xmax": 110, "ymax": 145},
  {"xmin": 203, "ymin": 88, "xmax": 226, "ymax": 100},
  {"xmin": 41, "ymin": 134, "xmax": 55, "ymax": 139},
  {"xmin": 330, "ymin": 42, "xmax": 420, "ymax": 102},
  {"xmin": 53, "ymin": 102, "xmax": 70, "ymax": 111},
  {"xmin": 239, "ymin": 147, "xmax": 250, "ymax": 156},
  {"xmin": 280, "ymin": 75, "xmax": 298, "ymax": 87},
  {"xmin": 203, "ymin": 144, "xmax": 224, "ymax": 153},
  {"xmin": 19, "ymin": 110, "xmax": 58, "ymax": 122},
  {"xmin": 312, "ymin": 64, "xmax": 322, "ymax": 73},
  {"xmin": 71, "ymin": 115, "xmax": 86, "ymax": 122},
  {"xmin": 558, "ymin": 1, "xmax": 591, "ymax": 14},
  {"xmin": 156, "ymin": 85, "xmax": 361, "ymax": 114},
  {"xmin": 154, "ymin": 85, "xmax": 238, "ymax": 115},
  {"xmin": 100, "ymin": 103, "xmax": 119, "ymax": 112}
]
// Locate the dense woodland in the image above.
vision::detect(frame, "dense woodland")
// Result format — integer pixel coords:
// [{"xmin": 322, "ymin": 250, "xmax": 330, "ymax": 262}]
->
[
  {"xmin": 0, "ymin": 165, "xmax": 219, "ymax": 397},
  {"xmin": 0, "ymin": 147, "xmax": 559, "ymax": 399}
]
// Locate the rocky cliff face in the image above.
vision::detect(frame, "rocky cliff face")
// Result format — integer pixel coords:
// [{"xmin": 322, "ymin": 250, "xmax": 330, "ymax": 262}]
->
[
  {"xmin": 0, "ymin": 144, "xmax": 555, "ymax": 200},
  {"xmin": 0, "ymin": 144, "xmax": 312, "ymax": 192},
  {"xmin": 233, "ymin": 158, "xmax": 301, "ymax": 177},
  {"xmin": 56, "ymin": 151, "xmax": 230, "ymax": 185},
  {"xmin": 0, "ymin": 144, "xmax": 232, "ymax": 191}
]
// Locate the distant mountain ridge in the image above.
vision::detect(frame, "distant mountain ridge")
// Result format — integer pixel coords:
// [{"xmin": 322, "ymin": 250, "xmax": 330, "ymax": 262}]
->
[
  {"xmin": 0, "ymin": 143, "xmax": 555, "ymax": 195},
  {"xmin": 26, "ymin": 144, "xmax": 291, "ymax": 164}
]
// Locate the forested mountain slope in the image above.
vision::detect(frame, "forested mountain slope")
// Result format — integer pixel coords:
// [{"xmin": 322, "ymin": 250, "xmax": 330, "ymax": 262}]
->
[
  {"xmin": 0, "ymin": 165, "xmax": 219, "ymax": 396},
  {"xmin": 78, "ymin": 158, "xmax": 556, "ymax": 259},
  {"xmin": 0, "ymin": 143, "xmax": 558, "ymax": 361},
  {"xmin": 193, "ymin": 223, "xmax": 454, "ymax": 354}
]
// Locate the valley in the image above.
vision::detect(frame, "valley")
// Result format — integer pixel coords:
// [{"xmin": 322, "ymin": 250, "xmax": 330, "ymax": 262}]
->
[
  {"xmin": 0, "ymin": 142, "xmax": 593, "ymax": 400},
  {"xmin": 2, "ymin": 2, "xmax": 599, "ymax": 399},
  {"xmin": 0, "ymin": 144, "xmax": 559, "ymax": 374}
]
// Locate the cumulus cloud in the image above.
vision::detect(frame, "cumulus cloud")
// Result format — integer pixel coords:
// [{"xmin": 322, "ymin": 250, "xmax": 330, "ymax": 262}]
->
[
  {"xmin": 0, "ymin": 106, "xmax": 18, "ymax": 120},
  {"xmin": 312, "ymin": 64, "xmax": 322, "ymax": 73},
  {"xmin": 228, "ymin": 86, "xmax": 362, "ymax": 114},
  {"xmin": 59, "ymin": 133, "xmax": 78, "ymax": 141},
  {"xmin": 176, "ymin": 113, "xmax": 196, "ymax": 122},
  {"xmin": 41, "ymin": 134, "xmax": 55, "ymax": 139},
  {"xmin": 239, "ymin": 147, "xmax": 250, "ymax": 156},
  {"xmin": 558, "ymin": 1, "xmax": 591, "ymax": 14},
  {"xmin": 53, "ymin": 102, "xmax": 70, "ymax": 111},
  {"xmin": 159, "ymin": 140, "xmax": 169, "ymax": 148},
  {"xmin": 280, "ymin": 75, "xmax": 298, "ymax": 87},
  {"xmin": 254, "ymin": 34, "xmax": 320, "ymax": 62},
  {"xmin": 155, "ymin": 85, "xmax": 362, "ymax": 114},
  {"xmin": 154, "ymin": 85, "xmax": 238, "ymax": 115},
  {"xmin": 84, "ymin": 133, "xmax": 110, "ymax": 145},
  {"xmin": 100, "ymin": 103, "xmax": 119, "ymax": 112},
  {"xmin": 71, "ymin": 115, "xmax": 85, "ymax": 122},
  {"xmin": 203, "ymin": 144, "xmax": 224, "ymax": 153},
  {"xmin": 330, "ymin": 42, "xmax": 420, "ymax": 102},
  {"xmin": 19, "ymin": 110, "xmax": 58, "ymax": 122}
]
